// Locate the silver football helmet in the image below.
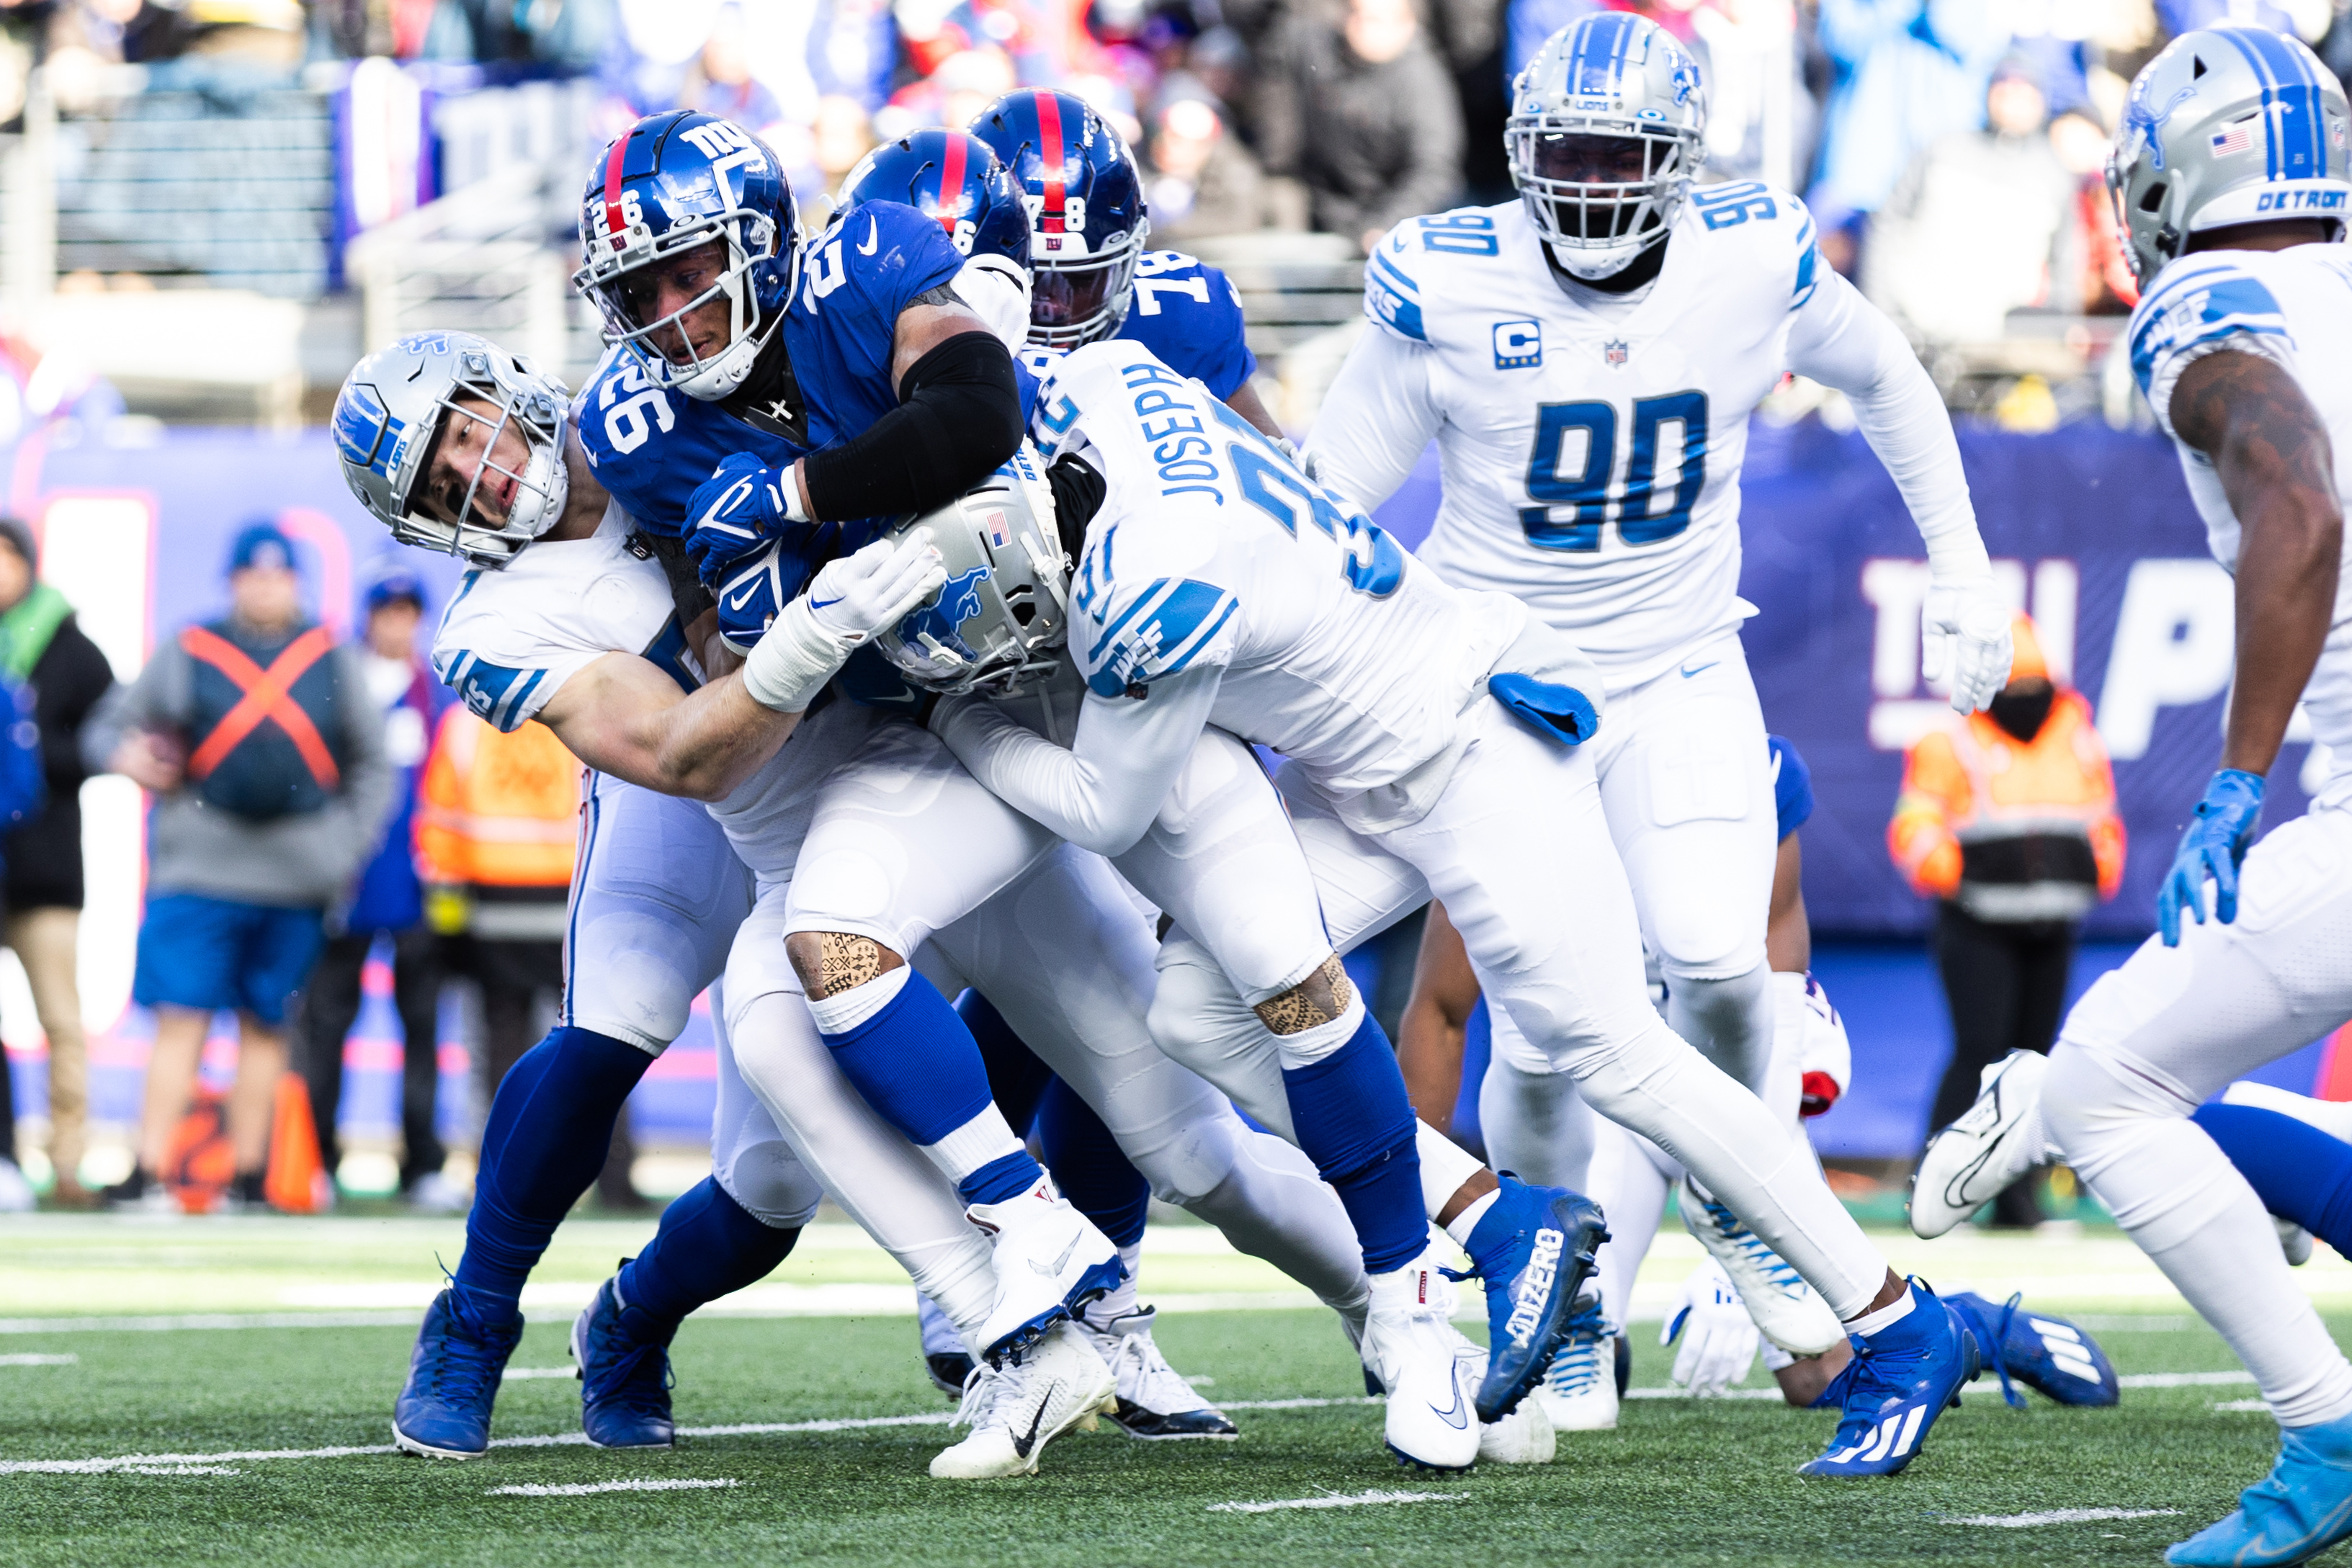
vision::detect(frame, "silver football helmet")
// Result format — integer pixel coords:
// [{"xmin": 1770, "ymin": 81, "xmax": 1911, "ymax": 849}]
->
[
  {"xmin": 2108, "ymin": 25, "xmax": 2351, "ymax": 286},
  {"xmin": 332, "ymin": 331, "xmax": 571, "ymax": 570},
  {"xmin": 870, "ymin": 444, "xmax": 1068, "ymax": 696},
  {"xmin": 1507, "ymin": 13, "xmax": 1707, "ymax": 279}
]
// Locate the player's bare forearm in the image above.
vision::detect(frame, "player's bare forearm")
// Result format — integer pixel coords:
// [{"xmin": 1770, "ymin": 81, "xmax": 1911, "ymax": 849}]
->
[
  {"xmin": 2172, "ymin": 350, "xmax": 2344, "ymax": 777},
  {"xmin": 1223, "ymin": 380, "xmax": 1284, "ymax": 438},
  {"xmin": 1398, "ymin": 901, "xmax": 1478, "ymax": 1131},
  {"xmin": 1766, "ymin": 833, "xmax": 1810, "ymax": 972},
  {"xmin": 542, "ymin": 653, "xmax": 797, "ymax": 802}
]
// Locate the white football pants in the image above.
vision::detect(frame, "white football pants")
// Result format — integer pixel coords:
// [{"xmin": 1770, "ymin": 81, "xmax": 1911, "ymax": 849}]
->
[
  {"xmin": 1159, "ymin": 697, "xmax": 1890, "ymax": 1318},
  {"xmin": 2045, "ymin": 800, "xmax": 2352, "ymax": 1428}
]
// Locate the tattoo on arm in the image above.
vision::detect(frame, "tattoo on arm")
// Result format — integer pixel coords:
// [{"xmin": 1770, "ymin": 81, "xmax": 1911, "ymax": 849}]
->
[
  {"xmin": 1255, "ymin": 954, "xmax": 1356, "ymax": 1036},
  {"xmin": 2171, "ymin": 349, "xmax": 2337, "ymax": 500},
  {"xmin": 911, "ymin": 282, "xmax": 962, "ymax": 310}
]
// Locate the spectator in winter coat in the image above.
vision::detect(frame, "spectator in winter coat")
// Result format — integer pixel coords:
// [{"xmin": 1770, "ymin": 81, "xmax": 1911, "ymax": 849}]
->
[
  {"xmin": 0, "ymin": 516, "xmax": 117, "ymax": 1209},
  {"xmin": 1256, "ymin": 0, "xmax": 1465, "ymax": 254}
]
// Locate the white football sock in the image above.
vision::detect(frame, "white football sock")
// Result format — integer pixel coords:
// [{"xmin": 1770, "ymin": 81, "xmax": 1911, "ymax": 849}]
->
[
  {"xmin": 801, "ymin": 964, "xmax": 909, "ymax": 1035},
  {"xmin": 921, "ymin": 1106, "xmax": 1028, "ymax": 1190},
  {"xmin": 1416, "ymin": 1119, "xmax": 1486, "ymax": 1222}
]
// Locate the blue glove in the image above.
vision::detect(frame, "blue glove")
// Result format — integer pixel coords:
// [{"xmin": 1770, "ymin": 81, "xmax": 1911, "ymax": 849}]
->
[
  {"xmin": 685, "ymin": 452, "xmax": 811, "ymax": 581},
  {"xmin": 711, "ymin": 539, "xmax": 817, "ymax": 657},
  {"xmin": 2157, "ymin": 768, "xmax": 2266, "ymax": 946}
]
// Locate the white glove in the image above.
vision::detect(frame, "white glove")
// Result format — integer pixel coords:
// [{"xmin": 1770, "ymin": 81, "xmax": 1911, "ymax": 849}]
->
[
  {"xmin": 741, "ymin": 529, "xmax": 944, "ymax": 712},
  {"xmin": 810, "ymin": 528, "xmax": 947, "ymax": 642},
  {"xmin": 951, "ymin": 254, "xmax": 1034, "ymax": 357},
  {"xmin": 1274, "ymin": 436, "xmax": 1322, "ymax": 485},
  {"xmin": 1660, "ymin": 1257, "xmax": 1760, "ymax": 1397},
  {"xmin": 1921, "ymin": 579, "xmax": 2013, "ymax": 713}
]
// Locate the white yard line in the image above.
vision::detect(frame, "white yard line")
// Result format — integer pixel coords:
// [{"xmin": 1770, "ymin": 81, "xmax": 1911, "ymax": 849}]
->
[
  {"xmin": 488, "ymin": 1478, "xmax": 740, "ymax": 1497},
  {"xmin": 2212, "ymin": 1399, "xmax": 2269, "ymax": 1412},
  {"xmin": 0, "ymin": 1353, "xmax": 76, "ymax": 1366},
  {"xmin": 1208, "ymin": 1489, "xmax": 1467, "ymax": 1514},
  {"xmin": 2118, "ymin": 1371, "xmax": 2254, "ymax": 1388},
  {"xmin": 1944, "ymin": 1508, "xmax": 2182, "ymax": 1528},
  {"xmin": 0, "ymin": 1312, "xmax": 419, "ymax": 1335},
  {"xmin": 501, "ymin": 1368, "xmax": 577, "ymax": 1381}
]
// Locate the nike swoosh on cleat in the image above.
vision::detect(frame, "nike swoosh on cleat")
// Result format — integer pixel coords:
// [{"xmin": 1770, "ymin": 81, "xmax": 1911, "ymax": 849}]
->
[
  {"xmin": 1013, "ymin": 1382, "xmax": 1057, "ymax": 1457},
  {"xmin": 1029, "ymin": 1235, "xmax": 1080, "ymax": 1277},
  {"xmin": 1429, "ymin": 1383, "xmax": 1470, "ymax": 1430},
  {"xmin": 1679, "ymin": 661, "xmax": 1720, "ymax": 678}
]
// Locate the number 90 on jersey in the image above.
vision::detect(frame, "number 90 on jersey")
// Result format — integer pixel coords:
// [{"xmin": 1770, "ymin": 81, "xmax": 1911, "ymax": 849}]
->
[{"xmin": 1520, "ymin": 391, "xmax": 1708, "ymax": 551}]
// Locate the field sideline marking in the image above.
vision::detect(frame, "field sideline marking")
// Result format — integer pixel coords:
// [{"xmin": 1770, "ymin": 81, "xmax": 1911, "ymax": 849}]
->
[
  {"xmin": 1944, "ymin": 1508, "xmax": 2183, "ymax": 1528},
  {"xmin": 1208, "ymin": 1489, "xmax": 1467, "ymax": 1514},
  {"xmin": 489, "ymin": 1478, "xmax": 740, "ymax": 1497}
]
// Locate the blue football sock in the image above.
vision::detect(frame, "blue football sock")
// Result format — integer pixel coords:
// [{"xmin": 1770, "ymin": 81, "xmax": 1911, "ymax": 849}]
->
[
  {"xmin": 958, "ymin": 1150, "xmax": 1043, "ymax": 1208},
  {"xmin": 1037, "ymin": 1076, "xmax": 1150, "ymax": 1248},
  {"xmin": 456, "ymin": 1026, "xmax": 652, "ymax": 1319},
  {"xmin": 616, "ymin": 1177, "xmax": 801, "ymax": 1332},
  {"xmin": 960, "ymin": 991, "xmax": 1055, "ymax": 1137},
  {"xmin": 2194, "ymin": 1102, "xmax": 2352, "ymax": 1259},
  {"xmin": 1281, "ymin": 1013, "xmax": 1426, "ymax": 1275},
  {"xmin": 822, "ymin": 971, "xmax": 1001, "ymax": 1147}
]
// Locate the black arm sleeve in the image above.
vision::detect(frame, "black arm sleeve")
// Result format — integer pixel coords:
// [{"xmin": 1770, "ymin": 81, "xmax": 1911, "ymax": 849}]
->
[
  {"xmin": 800, "ymin": 331, "xmax": 1024, "ymax": 522},
  {"xmin": 1045, "ymin": 452, "xmax": 1106, "ymax": 563}
]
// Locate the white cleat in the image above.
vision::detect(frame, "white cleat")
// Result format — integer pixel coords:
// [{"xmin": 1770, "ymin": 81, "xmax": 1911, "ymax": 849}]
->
[
  {"xmin": 967, "ymin": 1175, "xmax": 1124, "ymax": 1363},
  {"xmin": 1360, "ymin": 1263, "xmax": 1481, "ymax": 1473},
  {"xmin": 1451, "ymin": 1343, "xmax": 1557, "ymax": 1464},
  {"xmin": 1534, "ymin": 1304, "xmax": 1618, "ymax": 1432},
  {"xmin": 1678, "ymin": 1177, "xmax": 1846, "ymax": 1357},
  {"xmin": 928, "ymin": 1320, "xmax": 1117, "ymax": 1479},
  {"xmin": 2279, "ymin": 1217, "xmax": 2316, "ymax": 1268},
  {"xmin": 1910, "ymin": 1049, "xmax": 2053, "ymax": 1239},
  {"xmin": 1081, "ymin": 1306, "xmax": 1238, "ymax": 1439}
]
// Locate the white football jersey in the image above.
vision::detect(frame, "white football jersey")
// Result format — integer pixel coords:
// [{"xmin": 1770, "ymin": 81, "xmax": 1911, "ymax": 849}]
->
[
  {"xmin": 2129, "ymin": 243, "xmax": 2352, "ymax": 794},
  {"xmin": 1323, "ymin": 186, "xmax": 1823, "ymax": 690},
  {"xmin": 1037, "ymin": 341, "xmax": 1521, "ymax": 795},
  {"xmin": 432, "ymin": 501, "xmax": 701, "ymax": 733}
]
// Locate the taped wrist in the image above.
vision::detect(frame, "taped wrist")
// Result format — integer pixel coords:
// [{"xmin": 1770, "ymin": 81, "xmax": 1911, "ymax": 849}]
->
[
  {"xmin": 1046, "ymin": 451, "xmax": 1106, "ymax": 562},
  {"xmin": 741, "ymin": 596, "xmax": 857, "ymax": 713},
  {"xmin": 800, "ymin": 331, "xmax": 1022, "ymax": 522}
]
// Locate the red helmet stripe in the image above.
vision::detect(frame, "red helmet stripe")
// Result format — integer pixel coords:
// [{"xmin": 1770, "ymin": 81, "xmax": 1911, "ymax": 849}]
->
[
  {"xmin": 937, "ymin": 133, "xmax": 967, "ymax": 238},
  {"xmin": 1036, "ymin": 91, "xmax": 1065, "ymax": 232},
  {"xmin": 601, "ymin": 131, "xmax": 631, "ymax": 240}
]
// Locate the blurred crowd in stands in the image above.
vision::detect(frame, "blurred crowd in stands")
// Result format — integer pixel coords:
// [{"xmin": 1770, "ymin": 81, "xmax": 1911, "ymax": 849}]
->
[{"xmin": 2, "ymin": 0, "xmax": 2351, "ymax": 342}]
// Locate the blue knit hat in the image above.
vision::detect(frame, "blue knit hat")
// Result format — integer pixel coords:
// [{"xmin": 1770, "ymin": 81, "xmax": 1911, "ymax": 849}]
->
[{"xmin": 226, "ymin": 521, "xmax": 297, "ymax": 575}]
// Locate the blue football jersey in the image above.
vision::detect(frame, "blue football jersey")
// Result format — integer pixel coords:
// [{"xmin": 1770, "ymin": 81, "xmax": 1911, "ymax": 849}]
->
[
  {"xmin": 1019, "ymin": 250, "xmax": 1256, "ymax": 406},
  {"xmin": 578, "ymin": 200, "xmax": 966, "ymax": 541}
]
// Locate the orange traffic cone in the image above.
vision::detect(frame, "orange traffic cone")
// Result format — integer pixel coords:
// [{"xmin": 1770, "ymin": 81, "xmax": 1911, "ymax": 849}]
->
[{"xmin": 264, "ymin": 1072, "xmax": 328, "ymax": 1214}]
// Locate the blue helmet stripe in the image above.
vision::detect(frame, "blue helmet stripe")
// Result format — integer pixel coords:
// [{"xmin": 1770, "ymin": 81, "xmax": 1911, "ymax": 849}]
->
[
  {"xmin": 2216, "ymin": 26, "xmax": 2324, "ymax": 182},
  {"xmin": 1570, "ymin": 12, "xmax": 1637, "ymax": 97}
]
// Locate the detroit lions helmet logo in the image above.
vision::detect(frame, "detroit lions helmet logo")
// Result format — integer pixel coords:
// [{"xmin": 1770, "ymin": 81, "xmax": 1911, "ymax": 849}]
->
[
  {"xmin": 897, "ymin": 565, "xmax": 993, "ymax": 660},
  {"xmin": 2121, "ymin": 79, "xmax": 2198, "ymax": 171}
]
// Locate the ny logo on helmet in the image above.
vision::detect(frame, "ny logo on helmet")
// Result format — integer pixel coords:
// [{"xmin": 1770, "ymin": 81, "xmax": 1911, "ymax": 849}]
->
[{"xmin": 899, "ymin": 566, "xmax": 993, "ymax": 661}]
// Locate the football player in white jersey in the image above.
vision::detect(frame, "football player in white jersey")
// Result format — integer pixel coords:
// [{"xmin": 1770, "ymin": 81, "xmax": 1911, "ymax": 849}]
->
[
  {"xmin": 929, "ymin": 338, "xmax": 1987, "ymax": 1477},
  {"xmin": 1926, "ymin": 27, "xmax": 2352, "ymax": 1566},
  {"xmin": 336, "ymin": 331, "xmax": 1168, "ymax": 1480},
  {"xmin": 1302, "ymin": 9, "xmax": 2016, "ymax": 1410}
]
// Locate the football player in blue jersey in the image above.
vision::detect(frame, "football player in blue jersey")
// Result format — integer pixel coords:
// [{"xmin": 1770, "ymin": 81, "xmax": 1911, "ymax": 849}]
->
[{"xmin": 967, "ymin": 89, "xmax": 1284, "ymax": 438}]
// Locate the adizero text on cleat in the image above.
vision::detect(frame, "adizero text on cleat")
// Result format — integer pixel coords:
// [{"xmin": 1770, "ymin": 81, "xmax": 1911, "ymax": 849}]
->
[
  {"xmin": 1447, "ymin": 1177, "xmax": 1608, "ymax": 1423},
  {"xmin": 392, "ymin": 1285, "xmax": 522, "ymax": 1460}
]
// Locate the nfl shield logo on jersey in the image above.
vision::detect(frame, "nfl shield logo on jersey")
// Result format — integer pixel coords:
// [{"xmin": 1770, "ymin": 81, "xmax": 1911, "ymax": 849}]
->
[
  {"xmin": 1492, "ymin": 320, "xmax": 1542, "ymax": 369},
  {"xmin": 1605, "ymin": 339, "xmax": 1629, "ymax": 367}
]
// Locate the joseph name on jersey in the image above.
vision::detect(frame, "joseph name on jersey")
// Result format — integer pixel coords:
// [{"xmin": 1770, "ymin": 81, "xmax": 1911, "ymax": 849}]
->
[
  {"xmin": 1019, "ymin": 250, "xmax": 1257, "ymax": 403},
  {"xmin": 2128, "ymin": 243, "xmax": 2352, "ymax": 798},
  {"xmin": 579, "ymin": 200, "xmax": 965, "ymax": 537},
  {"xmin": 1354, "ymin": 186, "xmax": 1820, "ymax": 689},
  {"xmin": 1039, "ymin": 342, "xmax": 1522, "ymax": 797},
  {"xmin": 433, "ymin": 501, "xmax": 700, "ymax": 732}
]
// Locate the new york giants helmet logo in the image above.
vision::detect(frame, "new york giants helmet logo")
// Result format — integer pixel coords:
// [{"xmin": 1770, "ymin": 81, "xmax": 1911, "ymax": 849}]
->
[{"xmin": 897, "ymin": 566, "xmax": 993, "ymax": 660}]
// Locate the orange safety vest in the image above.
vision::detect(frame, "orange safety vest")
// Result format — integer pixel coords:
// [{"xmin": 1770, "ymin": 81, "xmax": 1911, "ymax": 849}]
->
[
  {"xmin": 1888, "ymin": 691, "xmax": 2126, "ymax": 921},
  {"xmin": 414, "ymin": 707, "xmax": 581, "ymax": 890}
]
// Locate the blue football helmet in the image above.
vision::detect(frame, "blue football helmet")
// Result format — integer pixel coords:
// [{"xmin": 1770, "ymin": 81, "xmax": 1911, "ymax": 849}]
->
[
  {"xmin": 969, "ymin": 89, "xmax": 1148, "ymax": 348},
  {"xmin": 573, "ymin": 109, "xmax": 800, "ymax": 401},
  {"xmin": 839, "ymin": 130, "xmax": 1032, "ymax": 268}
]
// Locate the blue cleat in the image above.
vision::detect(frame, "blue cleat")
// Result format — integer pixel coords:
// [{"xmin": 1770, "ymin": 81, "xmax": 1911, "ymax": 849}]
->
[
  {"xmin": 2166, "ymin": 1411, "xmax": 2352, "ymax": 1567},
  {"xmin": 392, "ymin": 1283, "xmax": 522, "ymax": 1459},
  {"xmin": 1948, "ymin": 1291, "xmax": 2119, "ymax": 1409},
  {"xmin": 1799, "ymin": 1279, "xmax": 1979, "ymax": 1477},
  {"xmin": 571, "ymin": 1273, "xmax": 677, "ymax": 1448},
  {"xmin": 1444, "ymin": 1175, "xmax": 1609, "ymax": 1424}
]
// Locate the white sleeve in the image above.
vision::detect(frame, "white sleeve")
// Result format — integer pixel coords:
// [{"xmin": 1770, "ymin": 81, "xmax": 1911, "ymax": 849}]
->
[
  {"xmin": 432, "ymin": 602, "xmax": 602, "ymax": 734},
  {"xmin": 1305, "ymin": 324, "xmax": 1443, "ymax": 517},
  {"xmin": 1784, "ymin": 268, "xmax": 1989, "ymax": 582},
  {"xmin": 931, "ymin": 665, "xmax": 1222, "ymax": 857}
]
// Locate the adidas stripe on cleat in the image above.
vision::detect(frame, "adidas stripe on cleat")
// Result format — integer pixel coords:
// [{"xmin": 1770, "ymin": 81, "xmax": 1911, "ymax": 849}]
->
[
  {"xmin": 1799, "ymin": 1281, "xmax": 1979, "ymax": 1478},
  {"xmin": 1948, "ymin": 1291, "xmax": 2118, "ymax": 1409}
]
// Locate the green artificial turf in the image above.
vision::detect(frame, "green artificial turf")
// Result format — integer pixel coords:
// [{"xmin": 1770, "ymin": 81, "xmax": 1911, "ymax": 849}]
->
[{"xmin": 0, "ymin": 1284, "xmax": 2322, "ymax": 1568}]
